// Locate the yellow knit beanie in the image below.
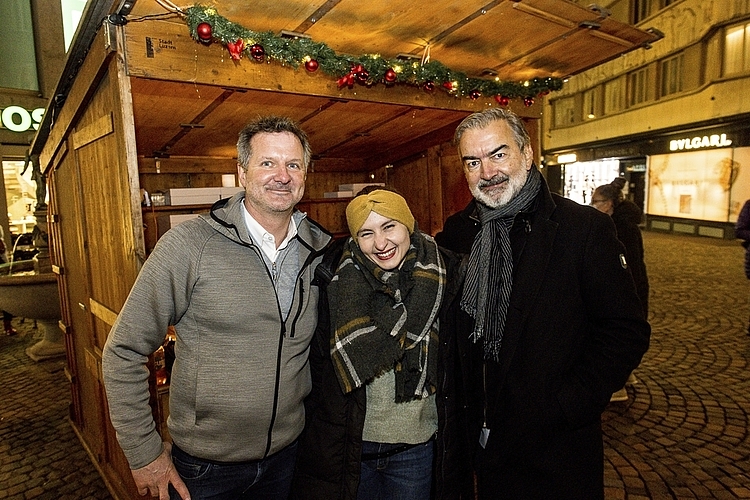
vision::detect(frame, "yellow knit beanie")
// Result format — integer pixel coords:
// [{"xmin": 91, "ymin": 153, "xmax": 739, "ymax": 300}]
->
[{"xmin": 345, "ymin": 189, "xmax": 415, "ymax": 239}]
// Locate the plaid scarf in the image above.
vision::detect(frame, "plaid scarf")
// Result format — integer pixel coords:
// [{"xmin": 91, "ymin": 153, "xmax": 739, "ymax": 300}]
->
[
  {"xmin": 328, "ymin": 231, "xmax": 445, "ymax": 402},
  {"xmin": 461, "ymin": 166, "xmax": 541, "ymax": 361}
]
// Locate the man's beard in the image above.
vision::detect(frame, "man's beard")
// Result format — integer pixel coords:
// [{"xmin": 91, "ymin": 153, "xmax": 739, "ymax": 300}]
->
[{"xmin": 471, "ymin": 170, "xmax": 528, "ymax": 208}]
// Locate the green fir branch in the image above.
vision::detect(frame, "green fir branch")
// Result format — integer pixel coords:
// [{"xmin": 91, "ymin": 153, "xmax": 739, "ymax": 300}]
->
[{"xmin": 184, "ymin": 4, "xmax": 563, "ymax": 101}]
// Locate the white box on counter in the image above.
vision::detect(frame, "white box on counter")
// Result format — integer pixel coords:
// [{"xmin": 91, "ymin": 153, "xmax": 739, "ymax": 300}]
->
[
  {"xmin": 337, "ymin": 183, "xmax": 384, "ymax": 194},
  {"xmin": 167, "ymin": 187, "xmax": 243, "ymax": 205},
  {"xmin": 324, "ymin": 191, "xmax": 354, "ymax": 198},
  {"xmin": 156, "ymin": 213, "xmax": 201, "ymax": 239},
  {"xmin": 168, "ymin": 214, "xmax": 201, "ymax": 226}
]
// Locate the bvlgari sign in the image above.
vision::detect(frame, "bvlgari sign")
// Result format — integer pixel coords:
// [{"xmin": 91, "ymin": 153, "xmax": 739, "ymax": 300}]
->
[{"xmin": 669, "ymin": 133, "xmax": 732, "ymax": 151}]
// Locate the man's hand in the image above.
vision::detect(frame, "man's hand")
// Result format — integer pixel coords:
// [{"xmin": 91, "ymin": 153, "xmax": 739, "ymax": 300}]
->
[{"xmin": 131, "ymin": 442, "xmax": 191, "ymax": 500}]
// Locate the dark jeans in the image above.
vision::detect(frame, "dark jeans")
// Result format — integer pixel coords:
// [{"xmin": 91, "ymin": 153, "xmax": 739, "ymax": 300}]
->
[
  {"xmin": 169, "ymin": 441, "xmax": 297, "ymax": 500},
  {"xmin": 357, "ymin": 440, "xmax": 433, "ymax": 500}
]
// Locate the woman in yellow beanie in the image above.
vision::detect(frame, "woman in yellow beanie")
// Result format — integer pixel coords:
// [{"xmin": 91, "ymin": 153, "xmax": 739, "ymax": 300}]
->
[{"xmin": 292, "ymin": 187, "xmax": 472, "ymax": 500}]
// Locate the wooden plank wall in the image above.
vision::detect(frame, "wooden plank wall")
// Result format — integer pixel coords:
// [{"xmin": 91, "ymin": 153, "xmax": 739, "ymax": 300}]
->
[
  {"xmin": 438, "ymin": 142, "xmax": 474, "ymax": 229},
  {"xmin": 43, "ymin": 36, "xmax": 144, "ymax": 500},
  {"xmin": 389, "ymin": 154, "xmax": 433, "ymax": 233},
  {"xmin": 70, "ymin": 74, "xmax": 142, "ymax": 345},
  {"xmin": 73, "ymin": 65, "xmax": 141, "ymax": 500},
  {"xmin": 386, "ymin": 142, "xmax": 472, "ymax": 237}
]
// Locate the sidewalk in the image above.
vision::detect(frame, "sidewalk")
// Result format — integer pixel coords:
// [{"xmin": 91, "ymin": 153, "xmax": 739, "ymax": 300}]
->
[
  {"xmin": 0, "ymin": 320, "xmax": 111, "ymax": 499},
  {"xmin": 602, "ymin": 231, "xmax": 750, "ymax": 499}
]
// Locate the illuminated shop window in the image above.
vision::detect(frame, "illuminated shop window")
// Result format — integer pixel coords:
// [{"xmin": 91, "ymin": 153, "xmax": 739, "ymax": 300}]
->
[
  {"xmin": 647, "ymin": 148, "xmax": 745, "ymax": 222},
  {"xmin": 563, "ymin": 160, "xmax": 620, "ymax": 206},
  {"xmin": 1, "ymin": 160, "xmax": 38, "ymax": 236}
]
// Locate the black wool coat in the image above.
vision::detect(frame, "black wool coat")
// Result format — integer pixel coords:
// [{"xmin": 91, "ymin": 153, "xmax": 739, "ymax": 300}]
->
[
  {"xmin": 611, "ymin": 200, "xmax": 649, "ymax": 315},
  {"xmin": 434, "ymin": 199, "xmax": 480, "ymax": 255},
  {"xmin": 443, "ymin": 180, "xmax": 651, "ymax": 500},
  {"xmin": 290, "ymin": 237, "xmax": 474, "ymax": 500}
]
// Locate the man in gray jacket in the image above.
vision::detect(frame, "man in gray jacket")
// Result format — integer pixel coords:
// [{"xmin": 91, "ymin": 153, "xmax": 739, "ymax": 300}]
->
[{"xmin": 102, "ymin": 116, "xmax": 331, "ymax": 500}]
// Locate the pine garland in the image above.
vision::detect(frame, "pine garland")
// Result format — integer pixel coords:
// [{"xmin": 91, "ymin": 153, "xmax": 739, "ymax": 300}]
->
[{"xmin": 184, "ymin": 4, "xmax": 563, "ymax": 102}]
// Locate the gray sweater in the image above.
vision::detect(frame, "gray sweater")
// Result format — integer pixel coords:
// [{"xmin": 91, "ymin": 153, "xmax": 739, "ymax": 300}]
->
[{"xmin": 102, "ymin": 193, "xmax": 330, "ymax": 469}]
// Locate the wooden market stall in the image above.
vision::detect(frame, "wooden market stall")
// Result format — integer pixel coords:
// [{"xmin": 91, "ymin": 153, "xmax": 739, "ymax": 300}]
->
[{"xmin": 29, "ymin": 0, "xmax": 658, "ymax": 497}]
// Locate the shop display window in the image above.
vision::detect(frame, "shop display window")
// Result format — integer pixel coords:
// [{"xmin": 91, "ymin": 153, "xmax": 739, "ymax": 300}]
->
[
  {"xmin": 647, "ymin": 148, "xmax": 747, "ymax": 222},
  {"xmin": 2, "ymin": 160, "xmax": 38, "ymax": 237},
  {"xmin": 563, "ymin": 160, "xmax": 620, "ymax": 205}
]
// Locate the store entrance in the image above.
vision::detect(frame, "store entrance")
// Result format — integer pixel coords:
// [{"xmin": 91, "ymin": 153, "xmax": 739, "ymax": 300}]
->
[
  {"xmin": 622, "ymin": 159, "xmax": 647, "ymax": 214},
  {"xmin": 562, "ymin": 159, "xmax": 619, "ymax": 205},
  {"xmin": 560, "ymin": 157, "xmax": 647, "ymax": 213}
]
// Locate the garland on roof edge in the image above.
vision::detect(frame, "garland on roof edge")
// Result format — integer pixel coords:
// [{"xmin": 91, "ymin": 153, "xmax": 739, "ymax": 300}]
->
[{"xmin": 183, "ymin": 4, "xmax": 563, "ymax": 105}]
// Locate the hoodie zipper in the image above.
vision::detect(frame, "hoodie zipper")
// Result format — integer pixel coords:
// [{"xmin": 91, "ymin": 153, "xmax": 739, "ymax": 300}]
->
[
  {"xmin": 261, "ymin": 237, "xmax": 329, "ymax": 454},
  {"xmin": 288, "ymin": 278, "xmax": 304, "ymax": 338},
  {"xmin": 210, "ymin": 199, "xmax": 332, "ymax": 458}
]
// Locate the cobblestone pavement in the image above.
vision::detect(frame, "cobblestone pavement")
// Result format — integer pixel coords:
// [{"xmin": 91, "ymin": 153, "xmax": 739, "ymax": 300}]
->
[
  {"xmin": 602, "ymin": 231, "xmax": 750, "ymax": 499},
  {"xmin": 0, "ymin": 230, "xmax": 748, "ymax": 499},
  {"xmin": 0, "ymin": 321, "xmax": 112, "ymax": 499}
]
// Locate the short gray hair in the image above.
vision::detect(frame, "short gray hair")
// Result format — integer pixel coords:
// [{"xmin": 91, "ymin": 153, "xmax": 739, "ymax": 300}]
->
[
  {"xmin": 236, "ymin": 116, "xmax": 311, "ymax": 170},
  {"xmin": 594, "ymin": 183, "xmax": 624, "ymax": 206},
  {"xmin": 454, "ymin": 108, "xmax": 530, "ymax": 152}
]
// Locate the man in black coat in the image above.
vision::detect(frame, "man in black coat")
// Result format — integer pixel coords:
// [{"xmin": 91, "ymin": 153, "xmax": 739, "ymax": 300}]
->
[
  {"xmin": 434, "ymin": 199, "xmax": 478, "ymax": 254},
  {"xmin": 441, "ymin": 108, "xmax": 651, "ymax": 499}
]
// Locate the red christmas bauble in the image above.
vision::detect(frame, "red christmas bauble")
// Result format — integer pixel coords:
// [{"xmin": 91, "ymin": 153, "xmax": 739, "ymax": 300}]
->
[
  {"xmin": 250, "ymin": 44, "xmax": 265, "ymax": 61},
  {"xmin": 196, "ymin": 22, "xmax": 212, "ymax": 42},
  {"xmin": 442, "ymin": 81, "xmax": 454, "ymax": 91},
  {"xmin": 523, "ymin": 96, "xmax": 534, "ymax": 107},
  {"xmin": 305, "ymin": 59, "xmax": 319, "ymax": 72},
  {"xmin": 423, "ymin": 81, "xmax": 435, "ymax": 92},
  {"xmin": 469, "ymin": 89, "xmax": 481, "ymax": 100},
  {"xmin": 356, "ymin": 68, "xmax": 369, "ymax": 84},
  {"xmin": 495, "ymin": 95, "xmax": 510, "ymax": 106},
  {"xmin": 384, "ymin": 68, "xmax": 397, "ymax": 83}
]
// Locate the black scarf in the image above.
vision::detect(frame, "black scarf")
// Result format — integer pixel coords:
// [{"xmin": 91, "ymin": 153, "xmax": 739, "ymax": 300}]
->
[
  {"xmin": 328, "ymin": 230, "xmax": 445, "ymax": 402},
  {"xmin": 461, "ymin": 166, "xmax": 541, "ymax": 361}
]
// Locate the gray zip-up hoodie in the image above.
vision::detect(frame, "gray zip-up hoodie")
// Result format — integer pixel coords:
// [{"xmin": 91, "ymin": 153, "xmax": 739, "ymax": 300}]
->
[{"xmin": 102, "ymin": 192, "xmax": 331, "ymax": 469}]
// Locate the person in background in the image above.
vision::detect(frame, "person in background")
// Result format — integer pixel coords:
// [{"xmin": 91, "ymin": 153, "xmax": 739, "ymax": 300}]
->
[
  {"xmin": 2, "ymin": 312, "xmax": 14, "ymax": 336},
  {"xmin": 0, "ymin": 227, "xmax": 15, "ymax": 336},
  {"xmin": 440, "ymin": 107, "xmax": 650, "ymax": 499},
  {"xmin": 102, "ymin": 116, "xmax": 331, "ymax": 500},
  {"xmin": 735, "ymin": 198, "xmax": 750, "ymax": 334},
  {"xmin": 292, "ymin": 187, "xmax": 472, "ymax": 500},
  {"xmin": 591, "ymin": 180, "xmax": 650, "ymax": 401}
]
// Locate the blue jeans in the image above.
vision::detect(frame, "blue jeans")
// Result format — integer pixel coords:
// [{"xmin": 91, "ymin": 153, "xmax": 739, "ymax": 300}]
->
[
  {"xmin": 357, "ymin": 440, "xmax": 433, "ymax": 500},
  {"xmin": 169, "ymin": 441, "xmax": 297, "ymax": 500}
]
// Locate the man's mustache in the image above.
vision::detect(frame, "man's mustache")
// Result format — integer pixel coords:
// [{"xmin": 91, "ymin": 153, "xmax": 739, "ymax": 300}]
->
[{"xmin": 478, "ymin": 175, "xmax": 508, "ymax": 188}]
